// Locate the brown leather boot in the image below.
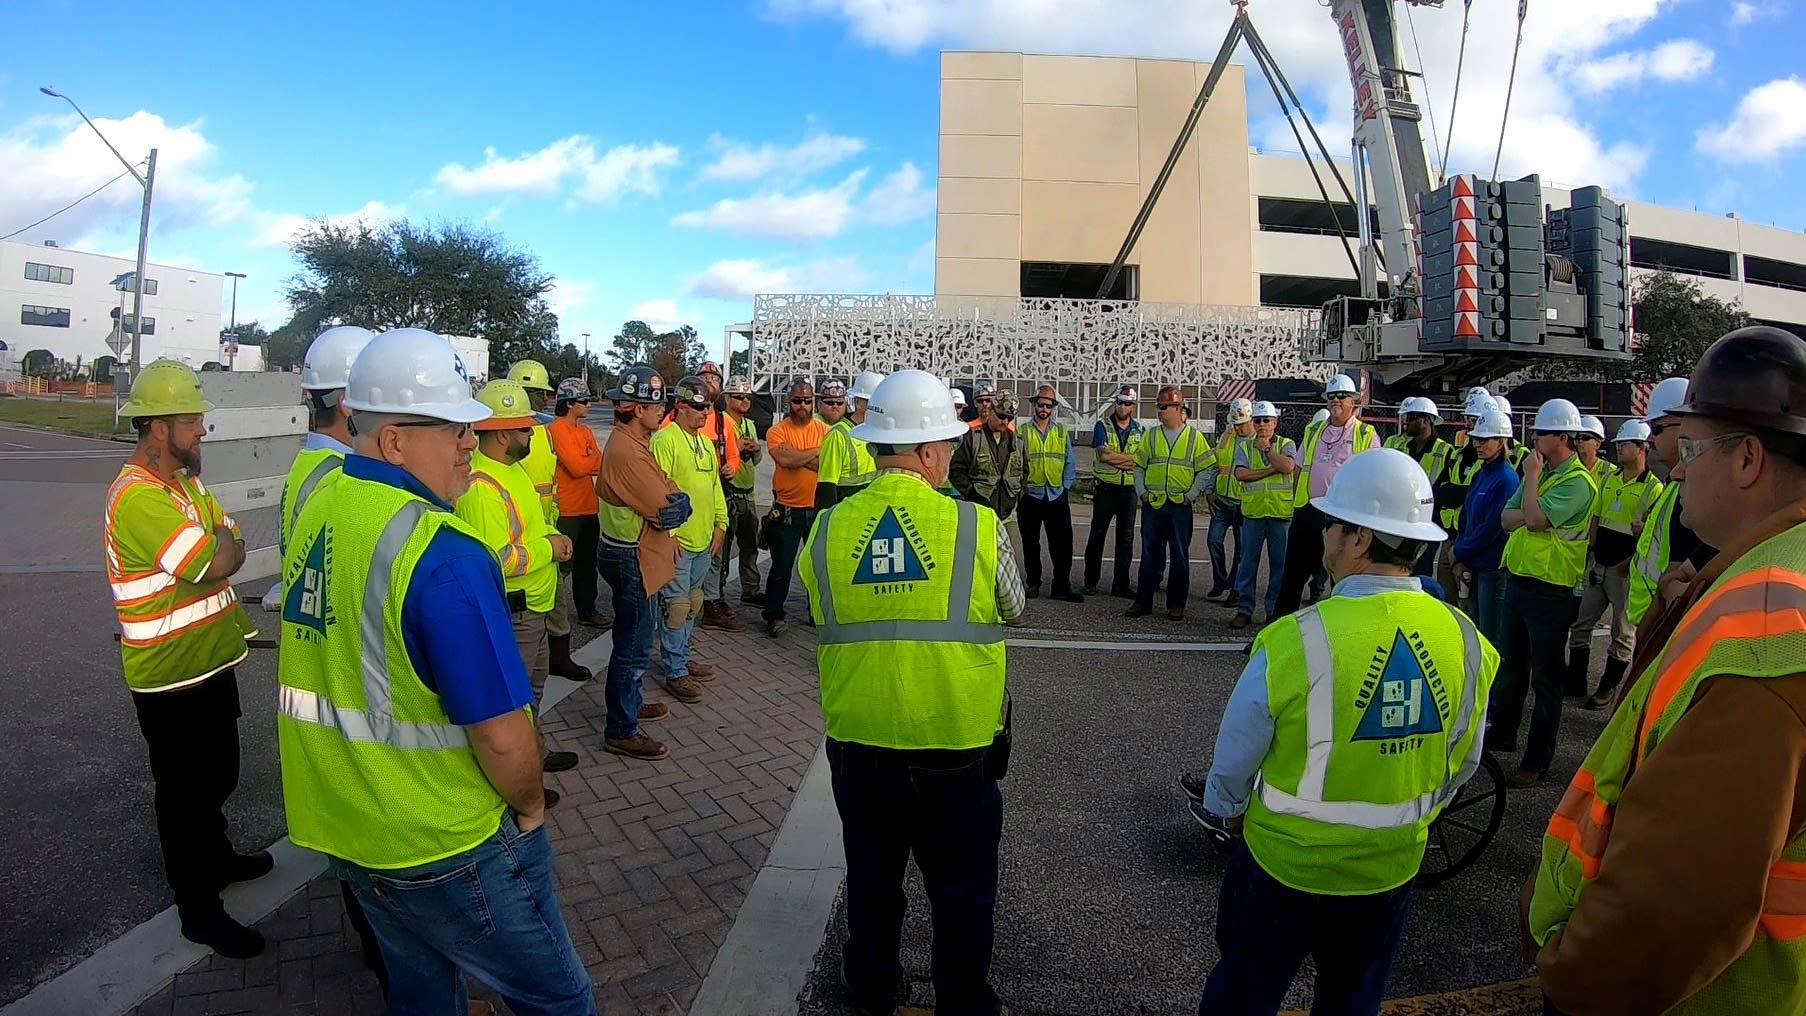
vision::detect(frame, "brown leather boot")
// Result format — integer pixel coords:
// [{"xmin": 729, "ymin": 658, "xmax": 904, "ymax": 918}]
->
[
  {"xmin": 548, "ymin": 634, "xmax": 591, "ymax": 682},
  {"xmin": 700, "ymin": 600, "xmax": 746, "ymax": 632},
  {"xmin": 666, "ymin": 676, "xmax": 704, "ymax": 703},
  {"xmin": 686, "ymin": 660, "xmax": 717, "ymax": 680},
  {"xmin": 604, "ymin": 734, "xmax": 669, "ymax": 761}
]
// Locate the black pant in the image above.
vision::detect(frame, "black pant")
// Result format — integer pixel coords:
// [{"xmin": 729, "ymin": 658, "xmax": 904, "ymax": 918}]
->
[
  {"xmin": 1489, "ymin": 575, "xmax": 1582, "ymax": 775},
  {"xmin": 1136, "ymin": 502, "xmax": 1195, "ymax": 611},
  {"xmin": 1018, "ymin": 492, "xmax": 1075, "ymax": 594},
  {"xmin": 1084, "ymin": 482, "xmax": 1136, "ymax": 593},
  {"xmin": 130, "ymin": 669, "xmax": 243, "ymax": 917},
  {"xmin": 341, "ymin": 880, "xmax": 389, "ymax": 997},
  {"xmin": 827, "ymin": 739, "xmax": 1003, "ymax": 1016},
  {"xmin": 557, "ymin": 514, "xmax": 600, "ymax": 616},
  {"xmin": 762, "ymin": 507, "xmax": 816, "ymax": 623},
  {"xmin": 1272, "ymin": 502, "xmax": 1326, "ymax": 619}
]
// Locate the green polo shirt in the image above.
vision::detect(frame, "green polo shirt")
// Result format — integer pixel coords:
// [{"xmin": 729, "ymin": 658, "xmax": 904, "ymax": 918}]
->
[{"xmin": 1503, "ymin": 455, "xmax": 1594, "ymax": 530}]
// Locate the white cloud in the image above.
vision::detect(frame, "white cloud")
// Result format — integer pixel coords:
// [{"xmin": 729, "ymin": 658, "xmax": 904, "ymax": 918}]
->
[
  {"xmin": 254, "ymin": 199, "xmax": 402, "ymax": 249},
  {"xmin": 686, "ymin": 256, "xmax": 869, "ymax": 299},
  {"xmin": 628, "ymin": 298, "xmax": 695, "ymax": 333},
  {"xmin": 1731, "ymin": 2, "xmax": 1780, "ymax": 27},
  {"xmin": 546, "ymin": 278, "xmax": 597, "ymax": 320},
  {"xmin": 769, "ymin": 0, "xmax": 1682, "ymax": 192},
  {"xmin": 0, "ymin": 111, "xmax": 253, "ymax": 249},
  {"xmin": 432, "ymin": 135, "xmax": 679, "ymax": 203},
  {"xmin": 1574, "ymin": 39, "xmax": 1714, "ymax": 91},
  {"xmin": 702, "ymin": 131, "xmax": 868, "ymax": 181},
  {"xmin": 862, "ymin": 162, "xmax": 935, "ymax": 224},
  {"xmin": 1698, "ymin": 76, "xmax": 1806, "ymax": 163},
  {"xmin": 672, "ymin": 169, "xmax": 867, "ymax": 240}
]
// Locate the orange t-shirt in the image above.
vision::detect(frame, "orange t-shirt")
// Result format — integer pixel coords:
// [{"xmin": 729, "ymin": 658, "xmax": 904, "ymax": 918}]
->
[
  {"xmin": 766, "ymin": 416, "xmax": 828, "ymax": 508},
  {"xmin": 548, "ymin": 415, "xmax": 602, "ymax": 516}
]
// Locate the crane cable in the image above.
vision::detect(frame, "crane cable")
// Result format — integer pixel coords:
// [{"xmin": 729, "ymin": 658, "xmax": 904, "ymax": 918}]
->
[
  {"xmin": 1401, "ymin": 1, "xmax": 1446, "ymax": 188},
  {"xmin": 1492, "ymin": 0, "xmax": 1529, "ymax": 180},
  {"xmin": 1443, "ymin": 0, "xmax": 1474, "ymax": 181}
]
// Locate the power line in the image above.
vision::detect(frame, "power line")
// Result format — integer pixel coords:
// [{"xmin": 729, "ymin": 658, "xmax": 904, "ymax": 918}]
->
[
  {"xmin": 1401, "ymin": 1, "xmax": 1445, "ymax": 187},
  {"xmin": 1493, "ymin": 0, "xmax": 1529, "ymax": 180},
  {"xmin": 0, "ymin": 165, "xmax": 140, "ymax": 242}
]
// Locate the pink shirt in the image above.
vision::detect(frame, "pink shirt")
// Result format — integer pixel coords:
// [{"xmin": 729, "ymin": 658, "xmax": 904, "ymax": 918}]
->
[{"xmin": 1309, "ymin": 423, "xmax": 1356, "ymax": 499}]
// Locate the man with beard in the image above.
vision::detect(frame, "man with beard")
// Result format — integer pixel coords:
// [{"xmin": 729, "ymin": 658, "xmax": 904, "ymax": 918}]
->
[{"xmin": 762, "ymin": 378, "xmax": 829, "ymax": 636}]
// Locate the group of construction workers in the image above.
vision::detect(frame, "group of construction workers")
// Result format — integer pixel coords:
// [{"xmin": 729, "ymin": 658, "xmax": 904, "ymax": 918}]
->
[{"xmin": 103, "ymin": 320, "xmax": 1806, "ymax": 1015}]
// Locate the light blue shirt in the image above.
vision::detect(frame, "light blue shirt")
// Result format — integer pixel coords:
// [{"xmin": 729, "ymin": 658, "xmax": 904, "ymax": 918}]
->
[
  {"xmin": 1024, "ymin": 420, "xmax": 1078, "ymax": 501},
  {"xmin": 1201, "ymin": 573, "xmax": 1427, "ymax": 818},
  {"xmin": 302, "ymin": 431, "xmax": 352, "ymax": 454}
]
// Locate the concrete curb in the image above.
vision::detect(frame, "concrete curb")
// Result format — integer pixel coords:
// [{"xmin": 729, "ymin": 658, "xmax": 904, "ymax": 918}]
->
[
  {"xmin": 690, "ymin": 738, "xmax": 844, "ymax": 1016},
  {"xmin": 0, "ymin": 839, "xmax": 325, "ymax": 1016}
]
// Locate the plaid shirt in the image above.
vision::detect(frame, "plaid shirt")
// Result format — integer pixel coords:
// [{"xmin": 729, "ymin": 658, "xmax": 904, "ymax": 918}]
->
[{"xmin": 873, "ymin": 468, "xmax": 1025, "ymax": 624}]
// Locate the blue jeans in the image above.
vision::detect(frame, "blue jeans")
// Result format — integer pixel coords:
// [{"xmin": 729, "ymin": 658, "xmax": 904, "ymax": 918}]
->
[
  {"xmin": 597, "ymin": 542, "xmax": 653, "ymax": 739},
  {"xmin": 1235, "ymin": 517, "xmax": 1291, "ymax": 617},
  {"xmin": 658, "ymin": 547, "xmax": 714, "ymax": 681},
  {"xmin": 333, "ymin": 814, "xmax": 595, "ymax": 1016},
  {"xmin": 1488, "ymin": 574, "xmax": 1581, "ymax": 775},
  {"xmin": 1207, "ymin": 499, "xmax": 1243, "ymax": 594},
  {"xmin": 1135, "ymin": 501, "xmax": 1195, "ymax": 611},
  {"xmin": 1471, "ymin": 567, "xmax": 1509, "ymax": 653},
  {"xmin": 763, "ymin": 507, "xmax": 817, "ymax": 624},
  {"xmin": 1199, "ymin": 841, "xmax": 1413, "ymax": 1016}
]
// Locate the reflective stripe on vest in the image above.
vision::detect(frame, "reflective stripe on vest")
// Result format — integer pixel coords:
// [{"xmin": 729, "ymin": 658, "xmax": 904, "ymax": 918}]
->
[
  {"xmin": 283, "ymin": 452, "xmax": 341, "ymax": 555},
  {"xmin": 1025, "ymin": 423, "xmax": 1068, "ymax": 488},
  {"xmin": 1502, "ymin": 457, "xmax": 1597, "ymax": 587},
  {"xmin": 1628, "ymin": 481, "xmax": 1681, "ymax": 625},
  {"xmin": 1212, "ymin": 432, "xmax": 1243, "ymax": 500},
  {"xmin": 523, "ymin": 425, "xmax": 558, "ymax": 522},
  {"xmin": 811, "ymin": 499, "xmax": 1003, "ymax": 647},
  {"xmin": 1597, "ymin": 469, "xmax": 1659, "ymax": 536},
  {"xmin": 1383, "ymin": 435, "xmax": 1454, "ymax": 487},
  {"xmin": 1094, "ymin": 422, "xmax": 1138, "ymax": 486},
  {"xmin": 1143, "ymin": 427, "xmax": 1200, "ymax": 506},
  {"xmin": 277, "ymin": 500, "xmax": 468, "ymax": 751},
  {"xmin": 1237, "ymin": 437, "xmax": 1295, "ymax": 520},
  {"xmin": 1292, "ymin": 420, "xmax": 1378, "ymax": 507},
  {"xmin": 467, "ymin": 474, "xmax": 532, "ymax": 578}
]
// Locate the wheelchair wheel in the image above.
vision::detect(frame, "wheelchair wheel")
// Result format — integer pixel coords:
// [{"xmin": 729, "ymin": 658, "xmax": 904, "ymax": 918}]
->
[{"xmin": 1416, "ymin": 751, "xmax": 1508, "ymax": 887}]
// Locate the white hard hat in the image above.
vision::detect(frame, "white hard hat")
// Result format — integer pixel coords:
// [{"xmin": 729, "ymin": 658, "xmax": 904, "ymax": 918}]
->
[
  {"xmin": 1325, "ymin": 373, "xmax": 1358, "ymax": 396},
  {"xmin": 1251, "ymin": 400, "xmax": 1279, "ymax": 419},
  {"xmin": 1311, "ymin": 408, "xmax": 1330, "ymax": 425},
  {"xmin": 1532, "ymin": 398, "xmax": 1585, "ymax": 433},
  {"xmin": 1580, "ymin": 415, "xmax": 1607, "ymax": 439},
  {"xmin": 949, "ymin": 386, "xmax": 967, "ymax": 407},
  {"xmin": 1463, "ymin": 388, "xmax": 1496, "ymax": 418},
  {"xmin": 1643, "ymin": 377, "xmax": 1689, "ymax": 423},
  {"xmin": 1614, "ymin": 419, "xmax": 1653, "ymax": 443},
  {"xmin": 1229, "ymin": 398, "xmax": 1254, "ymax": 425},
  {"xmin": 1400, "ymin": 396, "xmax": 1441, "ymax": 420},
  {"xmin": 850, "ymin": 370, "xmax": 885, "ymax": 402},
  {"xmin": 301, "ymin": 326, "xmax": 377, "ymax": 392},
  {"xmin": 1311, "ymin": 447, "xmax": 1447, "ymax": 543},
  {"xmin": 1469, "ymin": 411, "xmax": 1514, "ymax": 440},
  {"xmin": 1493, "ymin": 396, "xmax": 1514, "ymax": 418},
  {"xmin": 344, "ymin": 328, "xmax": 491, "ymax": 423},
  {"xmin": 852, "ymin": 369, "xmax": 967, "ymax": 444}
]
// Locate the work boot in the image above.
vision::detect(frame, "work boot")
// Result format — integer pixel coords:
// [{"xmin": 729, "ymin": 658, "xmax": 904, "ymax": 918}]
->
[
  {"xmin": 1026, "ymin": 584, "xmax": 1041, "ymax": 600},
  {"xmin": 1082, "ymin": 583, "xmax": 1099, "ymax": 595},
  {"xmin": 1111, "ymin": 585, "xmax": 1134, "ymax": 599},
  {"xmin": 1124, "ymin": 603, "xmax": 1152, "ymax": 618},
  {"xmin": 765, "ymin": 618, "xmax": 789, "ymax": 638},
  {"xmin": 1053, "ymin": 589, "xmax": 1084, "ymax": 603},
  {"xmin": 686, "ymin": 660, "xmax": 717, "ymax": 680},
  {"xmin": 700, "ymin": 600, "xmax": 746, "ymax": 632},
  {"xmin": 576, "ymin": 611, "xmax": 612, "ymax": 629},
  {"xmin": 666, "ymin": 676, "xmax": 704, "ymax": 703},
  {"xmin": 544, "ymin": 787, "xmax": 561, "ymax": 809},
  {"xmin": 741, "ymin": 590, "xmax": 766, "ymax": 607},
  {"xmin": 1564, "ymin": 647, "xmax": 1591, "ymax": 698},
  {"xmin": 219, "ymin": 850, "xmax": 274, "ymax": 887},
  {"xmin": 548, "ymin": 635, "xmax": 591, "ymax": 682},
  {"xmin": 1177, "ymin": 771, "xmax": 1208, "ymax": 802},
  {"xmin": 543, "ymin": 750, "xmax": 579, "ymax": 774},
  {"xmin": 1586, "ymin": 658, "xmax": 1630, "ymax": 710},
  {"xmin": 638, "ymin": 702, "xmax": 671, "ymax": 722},
  {"xmin": 1166, "ymin": 607, "xmax": 1185, "ymax": 621},
  {"xmin": 180, "ymin": 909, "xmax": 266, "ymax": 959},
  {"xmin": 1507, "ymin": 768, "xmax": 1546, "ymax": 789},
  {"xmin": 605, "ymin": 733, "xmax": 670, "ymax": 761},
  {"xmin": 1229, "ymin": 612, "xmax": 1252, "ymax": 629}
]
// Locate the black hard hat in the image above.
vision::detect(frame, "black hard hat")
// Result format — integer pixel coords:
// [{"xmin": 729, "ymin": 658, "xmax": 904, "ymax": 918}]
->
[
  {"xmin": 606, "ymin": 364, "xmax": 666, "ymax": 404},
  {"xmin": 1668, "ymin": 326, "xmax": 1806, "ymax": 437},
  {"xmin": 671, "ymin": 375, "xmax": 710, "ymax": 409}
]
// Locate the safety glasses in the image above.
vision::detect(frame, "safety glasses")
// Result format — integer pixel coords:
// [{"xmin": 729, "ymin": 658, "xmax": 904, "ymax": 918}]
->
[
  {"xmin": 1158, "ymin": 402, "xmax": 1184, "ymax": 412},
  {"xmin": 391, "ymin": 419, "xmax": 472, "ymax": 440},
  {"xmin": 788, "ymin": 396, "xmax": 811, "ymax": 405},
  {"xmin": 1678, "ymin": 432, "xmax": 1750, "ymax": 466},
  {"xmin": 1032, "ymin": 400, "xmax": 1056, "ymax": 410}
]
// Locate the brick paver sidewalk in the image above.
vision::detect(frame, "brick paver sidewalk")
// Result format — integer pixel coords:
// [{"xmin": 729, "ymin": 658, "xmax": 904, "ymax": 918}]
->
[{"xmin": 131, "ymin": 622, "xmax": 825, "ymax": 1016}]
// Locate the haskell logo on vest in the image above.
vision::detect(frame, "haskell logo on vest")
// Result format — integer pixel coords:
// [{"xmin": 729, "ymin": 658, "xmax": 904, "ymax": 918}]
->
[
  {"xmin": 282, "ymin": 527, "xmax": 336, "ymax": 638},
  {"xmin": 852, "ymin": 507, "xmax": 934, "ymax": 591},
  {"xmin": 1352, "ymin": 628, "xmax": 1448, "ymax": 753}
]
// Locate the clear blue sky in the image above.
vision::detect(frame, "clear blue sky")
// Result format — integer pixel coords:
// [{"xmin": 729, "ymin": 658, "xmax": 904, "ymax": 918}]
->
[{"xmin": 1, "ymin": 0, "xmax": 1800, "ymax": 353}]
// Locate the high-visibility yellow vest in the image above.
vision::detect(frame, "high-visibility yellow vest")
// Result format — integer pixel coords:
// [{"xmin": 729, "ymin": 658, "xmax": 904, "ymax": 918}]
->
[
  {"xmin": 798, "ymin": 471, "xmax": 1006, "ymax": 750},
  {"xmin": 1094, "ymin": 420, "xmax": 1140, "ymax": 487},
  {"xmin": 728, "ymin": 415, "xmax": 758, "ymax": 492},
  {"xmin": 1137, "ymin": 426, "xmax": 1204, "ymax": 509},
  {"xmin": 521, "ymin": 425, "xmax": 558, "ymax": 524},
  {"xmin": 1502, "ymin": 456, "xmax": 1598, "ymax": 588},
  {"xmin": 1508, "ymin": 442, "xmax": 1529, "ymax": 471},
  {"xmin": 1292, "ymin": 419, "xmax": 1380, "ymax": 507},
  {"xmin": 1212, "ymin": 430, "xmax": 1244, "ymax": 501},
  {"xmin": 280, "ymin": 446, "xmax": 343, "ymax": 558},
  {"xmin": 1442, "ymin": 451, "xmax": 1484, "ymax": 530},
  {"xmin": 818, "ymin": 418, "xmax": 877, "ymax": 489},
  {"xmin": 1595, "ymin": 468, "xmax": 1662, "ymax": 538},
  {"xmin": 1024, "ymin": 422, "xmax": 1069, "ymax": 489},
  {"xmin": 1627, "ymin": 480, "xmax": 1682, "ymax": 625},
  {"xmin": 1530, "ymin": 522, "xmax": 1806, "ymax": 1013},
  {"xmin": 277, "ymin": 473, "xmax": 508, "ymax": 870},
  {"xmin": 457, "ymin": 449, "xmax": 559, "ymax": 612},
  {"xmin": 105, "ymin": 465, "xmax": 255, "ymax": 691},
  {"xmin": 1383, "ymin": 434, "xmax": 1455, "ymax": 488},
  {"xmin": 1585, "ymin": 458, "xmax": 1614, "ymax": 515},
  {"xmin": 1245, "ymin": 590, "xmax": 1497, "ymax": 895},
  {"xmin": 1238, "ymin": 436, "xmax": 1298, "ymax": 521}
]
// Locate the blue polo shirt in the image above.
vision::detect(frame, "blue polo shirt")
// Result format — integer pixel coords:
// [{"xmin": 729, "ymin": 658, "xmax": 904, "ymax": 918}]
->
[
  {"xmin": 340, "ymin": 455, "xmax": 535, "ymax": 726},
  {"xmin": 1454, "ymin": 457, "xmax": 1522, "ymax": 572}
]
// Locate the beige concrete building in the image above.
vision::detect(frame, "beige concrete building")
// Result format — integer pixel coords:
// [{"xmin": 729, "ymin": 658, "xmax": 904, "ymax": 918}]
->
[{"xmin": 935, "ymin": 51, "xmax": 1806, "ymax": 334}]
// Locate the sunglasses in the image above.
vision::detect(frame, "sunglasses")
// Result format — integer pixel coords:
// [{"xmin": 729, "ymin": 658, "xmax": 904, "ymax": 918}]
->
[
  {"xmin": 1577, "ymin": 434, "xmax": 1602, "ymax": 442},
  {"xmin": 819, "ymin": 399, "xmax": 846, "ymax": 407},
  {"xmin": 1678, "ymin": 432, "xmax": 1750, "ymax": 465},
  {"xmin": 726, "ymin": 392, "xmax": 751, "ymax": 399},
  {"xmin": 1159, "ymin": 403, "xmax": 1184, "ymax": 411},
  {"xmin": 789, "ymin": 396, "xmax": 811, "ymax": 404},
  {"xmin": 1033, "ymin": 400, "xmax": 1055, "ymax": 409},
  {"xmin": 1326, "ymin": 394, "xmax": 1355, "ymax": 402},
  {"xmin": 1649, "ymin": 422, "xmax": 1677, "ymax": 435},
  {"xmin": 391, "ymin": 419, "xmax": 472, "ymax": 439}
]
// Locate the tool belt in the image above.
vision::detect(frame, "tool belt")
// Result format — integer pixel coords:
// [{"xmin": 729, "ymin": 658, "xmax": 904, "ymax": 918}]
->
[
  {"xmin": 506, "ymin": 590, "xmax": 529, "ymax": 613},
  {"xmin": 757, "ymin": 504, "xmax": 813, "ymax": 550},
  {"xmin": 987, "ymin": 689, "xmax": 1013, "ymax": 780}
]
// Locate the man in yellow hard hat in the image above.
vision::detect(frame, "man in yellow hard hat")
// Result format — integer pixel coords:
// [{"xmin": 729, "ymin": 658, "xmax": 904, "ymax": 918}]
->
[
  {"xmin": 456, "ymin": 379, "xmax": 583, "ymax": 802},
  {"xmin": 507, "ymin": 359, "xmax": 593, "ymax": 681},
  {"xmin": 106, "ymin": 360, "xmax": 266, "ymax": 957}
]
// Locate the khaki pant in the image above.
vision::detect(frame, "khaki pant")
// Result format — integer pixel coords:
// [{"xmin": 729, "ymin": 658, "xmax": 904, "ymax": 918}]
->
[
  {"xmin": 511, "ymin": 608, "xmax": 550, "ymax": 687},
  {"xmin": 1568, "ymin": 557, "xmax": 1635, "ymax": 662},
  {"xmin": 546, "ymin": 574, "xmax": 572, "ymax": 638}
]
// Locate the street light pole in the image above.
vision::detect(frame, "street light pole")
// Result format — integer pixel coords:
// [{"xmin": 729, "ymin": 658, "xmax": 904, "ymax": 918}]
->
[
  {"xmin": 581, "ymin": 332, "xmax": 591, "ymax": 386},
  {"xmin": 224, "ymin": 272, "xmax": 246, "ymax": 371},
  {"xmin": 40, "ymin": 86, "xmax": 155, "ymax": 380}
]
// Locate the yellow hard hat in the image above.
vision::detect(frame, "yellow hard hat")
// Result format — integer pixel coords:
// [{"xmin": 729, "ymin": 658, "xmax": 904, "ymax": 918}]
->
[
  {"xmin": 506, "ymin": 359, "xmax": 553, "ymax": 392},
  {"xmin": 118, "ymin": 360, "xmax": 214, "ymax": 419},
  {"xmin": 473, "ymin": 379, "xmax": 538, "ymax": 430}
]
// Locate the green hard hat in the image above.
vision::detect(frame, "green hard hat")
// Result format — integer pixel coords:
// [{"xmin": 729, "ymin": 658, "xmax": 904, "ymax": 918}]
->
[
  {"xmin": 473, "ymin": 379, "xmax": 538, "ymax": 430},
  {"xmin": 118, "ymin": 360, "xmax": 215, "ymax": 419},
  {"xmin": 507, "ymin": 359, "xmax": 553, "ymax": 392}
]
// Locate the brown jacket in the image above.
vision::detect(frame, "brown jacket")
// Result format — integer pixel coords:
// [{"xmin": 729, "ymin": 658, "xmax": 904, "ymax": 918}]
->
[
  {"xmin": 596, "ymin": 424, "xmax": 680, "ymax": 594},
  {"xmin": 1525, "ymin": 499, "xmax": 1806, "ymax": 1015}
]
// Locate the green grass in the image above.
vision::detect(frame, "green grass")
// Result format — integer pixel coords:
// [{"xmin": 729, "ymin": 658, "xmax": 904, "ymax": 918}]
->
[{"xmin": 0, "ymin": 396, "xmax": 131, "ymax": 437}]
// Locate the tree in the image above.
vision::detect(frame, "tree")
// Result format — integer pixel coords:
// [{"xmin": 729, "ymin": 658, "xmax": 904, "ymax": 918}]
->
[
  {"xmin": 608, "ymin": 320, "xmax": 659, "ymax": 370},
  {"xmin": 1621, "ymin": 271, "xmax": 1753, "ymax": 381},
  {"xmin": 608, "ymin": 321, "xmax": 706, "ymax": 385},
  {"xmin": 264, "ymin": 320, "xmax": 311, "ymax": 372},
  {"xmin": 225, "ymin": 320, "xmax": 269, "ymax": 347}
]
